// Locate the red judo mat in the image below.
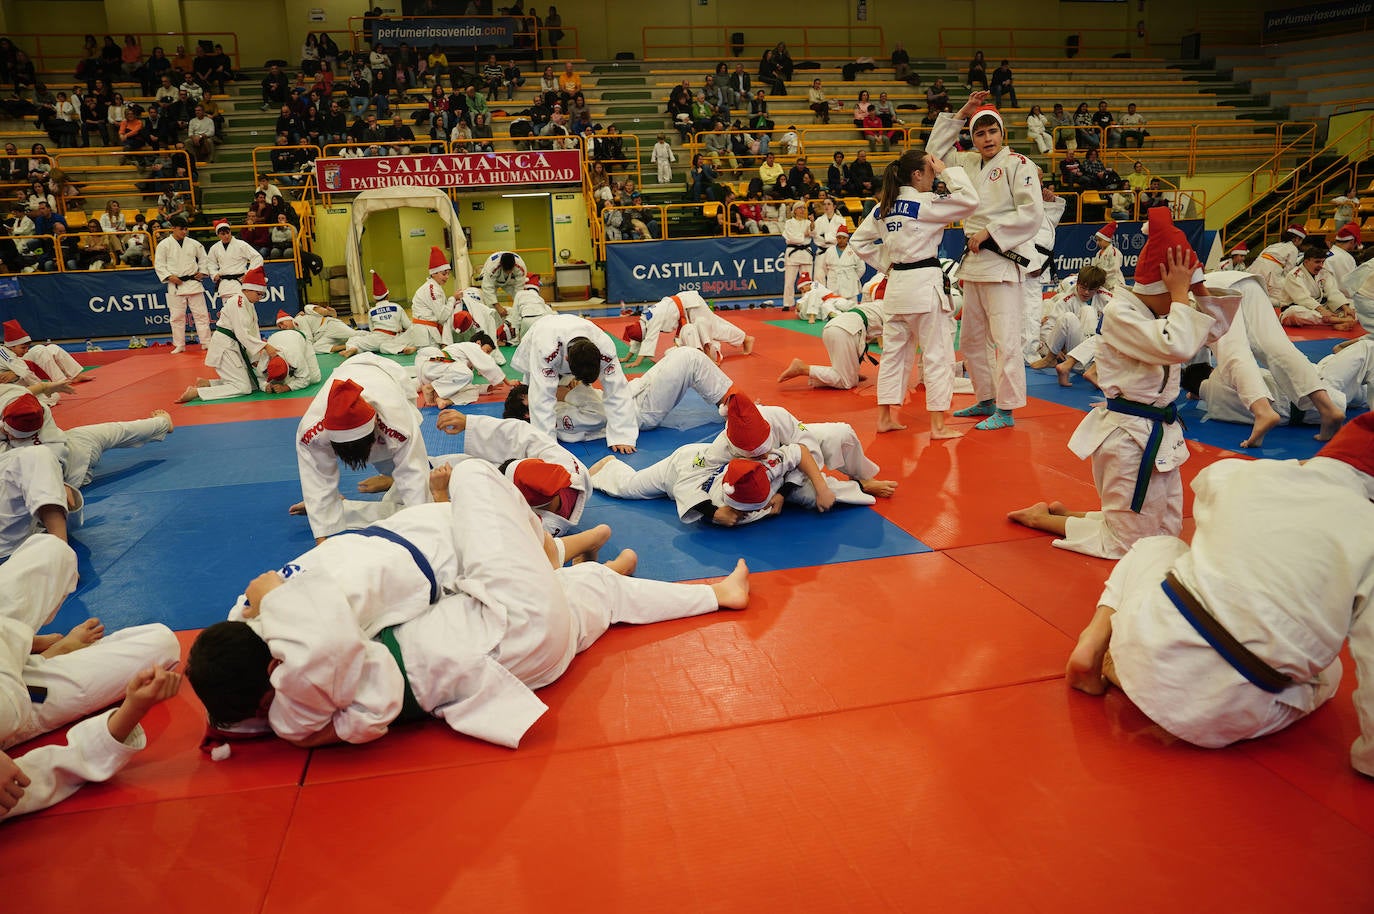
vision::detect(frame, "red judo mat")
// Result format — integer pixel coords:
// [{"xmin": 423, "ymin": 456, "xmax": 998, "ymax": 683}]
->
[{"xmin": 3, "ymin": 308, "xmax": 1372, "ymax": 914}]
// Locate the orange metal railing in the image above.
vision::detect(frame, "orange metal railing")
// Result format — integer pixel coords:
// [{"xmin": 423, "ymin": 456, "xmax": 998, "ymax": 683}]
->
[{"xmin": 642, "ymin": 26, "xmax": 884, "ymax": 61}]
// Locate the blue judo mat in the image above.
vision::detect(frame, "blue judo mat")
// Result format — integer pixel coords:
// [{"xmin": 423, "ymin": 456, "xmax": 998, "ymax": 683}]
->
[{"xmin": 54, "ymin": 392, "xmax": 930, "ymax": 634}]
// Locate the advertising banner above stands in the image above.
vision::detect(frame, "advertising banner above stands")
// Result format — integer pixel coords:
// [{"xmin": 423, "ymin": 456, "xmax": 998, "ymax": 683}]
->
[
  {"xmin": 604, "ymin": 220, "xmax": 1203, "ymax": 301},
  {"xmin": 0, "ymin": 263, "xmax": 301, "ymax": 340},
  {"xmin": 373, "ymin": 17, "xmax": 522, "ymax": 48},
  {"xmin": 1264, "ymin": 0, "xmax": 1372, "ymax": 34},
  {"xmin": 317, "ymin": 152, "xmax": 583, "ymax": 193}
]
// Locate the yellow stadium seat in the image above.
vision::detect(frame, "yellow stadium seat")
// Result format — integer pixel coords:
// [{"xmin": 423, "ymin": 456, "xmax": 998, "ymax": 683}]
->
[
  {"xmin": 66, "ymin": 211, "xmax": 87, "ymax": 227},
  {"xmin": 1081, "ymin": 192, "xmax": 1106, "ymax": 207},
  {"xmin": 701, "ymin": 202, "xmax": 720, "ymax": 217},
  {"xmin": 1305, "ymin": 217, "xmax": 1324, "ymax": 233}
]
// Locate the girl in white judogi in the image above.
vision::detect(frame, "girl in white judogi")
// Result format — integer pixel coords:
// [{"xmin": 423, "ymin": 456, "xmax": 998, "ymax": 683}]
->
[
  {"xmin": 781, "ymin": 202, "xmax": 814, "ymax": 311},
  {"xmin": 651, "ymin": 134, "xmax": 677, "ymax": 184},
  {"xmin": 175, "ymin": 267, "xmax": 272, "ymax": 402},
  {"xmin": 811, "ymin": 198, "xmax": 846, "ymax": 289},
  {"xmin": 553, "ymin": 346, "xmax": 734, "ymax": 442},
  {"xmin": 256, "ymin": 328, "xmax": 322, "ymax": 392},
  {"xmin": 818, "ymin": 226, "xmax": 863, "ymax": 301},
  {"xmin": 410, "ymin": 249, "xmax": 455, "ymax": 348},
  {"xmin": 850, "ymin": 149, "xmax": 980, "ymax": 438},
  {"xmin": 778, "ymin": 274, "xmax": 886, "ymax": 391},
  {"xmin": 341, "ymin": 273, "xmax": 419, "ymax": 357},
  {"xmin": 189, "ymin": 459, "xmax": 748, "ymax": 750},
  {"xmin": 508, "ymin": 275, "xmax": 554, "ymax": 342},
  {"xmin": 927, "ymin": 94, "xmax": 1044, "ymax": 431},
  {"xmin": 1091, "ymin": 222, "xmax": 1125, "ymax": 290},
  {"xmin": 415, "ymin": 338, "xmax": 505, "ymax": 407}
]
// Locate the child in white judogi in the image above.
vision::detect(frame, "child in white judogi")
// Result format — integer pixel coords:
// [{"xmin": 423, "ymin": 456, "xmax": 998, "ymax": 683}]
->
[
  {"xmin": 0, "ymin": 320, "xmax": 86, "ymax": 388},
  {"xmin": 1031, "ymin": 265, "xmax": 1110, "ymax": 370},
  {"xmin": 508, "ymin": 275, "xmax": 555, "ymax": 342},
  {"xmin": 1280, "ymin": 248, "xmax": 1358, "ymax": 328},
  {"xmin": 1091, "ymin": 222, "xmax": 1125, "ymax": 290},
  {"xmin": 1190, "ymin": 337, "xmax": 1372, "ymax": 427},
  {"xmin": 622, "ymin": 292, "xmax": 705, "ymax": 367},
  {"xmin": 341, "ymin": 272, "xmax": 419, "ymax": 357},
  {"xmin": 284, "ymin": 306, "xmax": 355, "ymax": 354},
  {"xmin": 777, "ymin": 274, "xmax": 884, "ymax": 391},
  {"xmin": 293, "ymin": 354, "xmax": 428, "ymax": 543},
  {"xmin": 410, "ymin": 247, "xmax": 456, "ymax": 348},
  {"xmin": 453, "ymin": 286, "xmax": 507, "ymax": 364},
  {"xmin": 0, "ymin": 397, "xmax": 71, "ymax": 558},
  {"xmin": 811, "ymin": 199, "xmax": 847, "ymax": 289},
  {"xmin": 795, "ymin": 274, "xmax": 849, "ymax": 324},
  {"xmin": 1008, "ymin": 208, "xmax": 1239, "ymax": 559},
  {"xmin": 1064, "ymin": 416, "xmax": 1374, "ymax": 777},
  {"xmin": 175, "ymin": 266, "xmax": 273, "ymax": 403},
  {"xmin": 152, "ymin": 217, "xmax": 212, "ymax": 354},
  {"xmin": 257, "ymin": 328, "xmax": 322, "ymax": 393},
  {"xmin": 1022, "ymin": 183, "xmax": 1066, "ymax": 363},
  {"xmin": 1248, "ymin": 225, "xmax": 1306, "ymax": 302},
  {"xmin": 478, "ymin": 250, "xmax": 528, "ymax": 311},
  {"xmin": 817, "ymin": 226, "xmax": 863, "ymax": 301},
  {"xmin": 187, "ymin": 459, "xmax": 749, "ymax": 750},
  {"xmin": 415, "ymin": 335, "xmax": 506, "ymax": 407},
  {"xmin": 651, "ymin": 134, "xmax": 677, "ymax": 184}
]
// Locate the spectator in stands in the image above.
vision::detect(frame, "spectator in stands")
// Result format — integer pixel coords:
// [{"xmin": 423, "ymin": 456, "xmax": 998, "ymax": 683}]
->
[
  {"xmin": 479, "ymin": 53, "xmax": 503, "ymax": 100},
  {"xmin": 707, "ymin": 62, "xmax": 731, "ymax": 109},
  {"xmin": 240, "ymin": 210, "xmax": 271, "ymax": 258},
  {"xmin": 370, "ymin": 63, "xmax": 395, "ymax": 109},
  {"xmin": 1073, "ymin": 102, "xmax": 1099, "ymax": 150},
  {"xmin": 787, "ymin": 156, "xmax": 813, "ymax": 190},
  {"xmin": 1025, "ymin": 104, "xmax": 1051, "ymax": 154},
  {"xmin": 847, "ymin": 148, "xmax": 875, "ymax": 196},
  {"xmin": 689, "ymin": 153, "xmax": 718, "ymax": 202},
  {"xmin": 271, "ymin": 135, "xmax": 309, "ymax": 185},
  {"xmin": 1118, "ymin": 103, "xmax": 1147, "ymax": 148},
  {"xmin": 301, "ymin": 32, "xmax": 321, "ymax": 76},
  {"xmin": 1125, "ymin": 159, "xmax": 1150, "ymax": 193},
  {"xmin": 772, "ymin": 42, "xmax": 795, "ymax": 82},
  {"xmin": 187, "ymin": 104, "xmax": 215, "ymax": 162},
  {"xmin": 1059, "ymin": 147, "xmax": 1087, "ymax": 190},
  {"xmin": 758, "ymin": 50, "xmax": 786, "ymax": 97},
  {"xmin": 1140, "ymin": 178, "xmax": 1169, "ymax": 211},
  {"xmin": 106, "ymin": 91, "xmax": 126, "ymax": 131},
  {"xmin": 567, "ymin": 90, "xmax": 589, "ymax": 126},
  {"xmin": 1091, "ymin": 100, "xmax": 1118, "ymax": 148},
  {"xmin": 170, "ymin": 44, "xmax": 192, "ymax": 75},
  {"xmin": 48, "ymin": 92, "xmax": 80, "ymax": 147},
  {"xmin": 12, "ymin": 51, "xmax": 36, "ymax": 100},
  {"xmin": 26, "ymin": 181, "xmax": 56, "ymax": 213},
  {"xmin": 193, "ymin": 45, "xmax": 215, "ymax": 89},
  {"xmin": 862, "ymin": 105, "xmax": 888, "ymax": 151},
  {"xmin": 98, "ymin": 36, "xmax": 121, "ymax": 81},
  {"xmin": 1049, "ymin": 103, "xmax": 1074, "ymax": 150},
  {"xmin": 123, "ymin": 213, "xmax": 151, "ymax": 265},
  {"xmin": 464, "ymin": 84, "xmax": 490, "ymax": 122},
  {"xmin": 393, "ymin": 45, "xmax": 418, "ymax": 95},
  {"xmin": 275, "ymin": 104, "xmax": 302, "ymax": 145},
  {"xmin": 120, "ymin": 35, "xmax": 143, "ymax": 78},
  {"xmin": 851, "ymin": 90, "xmax": 873, "ymax": 129},
  {"xmin": 75, "ymin": 217, "xmax": 116, "ymax": 269},
  {"xmin": 874, "ymin": 92, "xmax": 899, "ymax": 131},
  {"xmin": 738, "ymin": 190, "xmax": 764, "ymax": 233},
  {"xmin": 153, "ymin": 74, "xmax": 178, "ymax": 107},
  {"xmin": 261, "ymin": 64, "xmax": 289, "ymax": 112},
  {"xmin": 808, "ymin": 78, "xmax": 831, "ymax": 124},
  {"xmin": 724, "ymin": 63, "xmax": 751, "ymax": 108},
  {"xmin": 689, "ymin": 91, "xmax": 715, "ymax": 135},
  {"xmin": 346, "ymin": 71, "xmax": 370, "ymax": 118},
  {"xmin": 558, "ymin": 61, "xmax": 581, "ymax": 103},
  {"xmin": 99, "ymin": 200, "xmax": 127, "ymax": 234},
  {"xmin": 924, "ymin": 77, "xmax": 949, "ymax": 113},
  {"xmin": 544, "ymin": 6, "xmax": 564, "ymax": 60},
  {"xmin": 359, "ymin": 111, "xmax": 387, "ymax": 145},
  {"xmin": 502, "ymin": 57, "xmax": 525, "ymax": 100},
  {"xmin": 80, "ymin": 94, "xmax": 109, "ymax": 147},
  {"xmin": 255, "ymin": 173, "xmax": 285, "ymax": 208},
  {"xmin": 118, "ymin": 105, "xmax": 149, "ymax": 162},
  {"xmin": 966, "ymin": 51, "xmax": 988, "ymax": 90},
  {"xmin": 891, "ymin": 41, "xmax": 911, "ymax": 83},
  {"xmin": 424, "ymin": 45, "xmax": 448, "ymax": 88},
  {"xmin": 1081, "ymin": 148, "xmax": 1121, "ymax": 190},
  {"xmin": 385, "ymin": 114, "xmax": 414, "ymax": 155},
  {"xmin": 469, "ymin": 112, "xmax": 493, "ymax": 152},
  {"xmin": 269, "ymin": 213, "xmax": 296, "ymax": 259},
  {"xmin": 759, "ymin": 151, "xmax": 783, "ymax": 187},
  {"xmin": 318, "ymin": 32, "xmax": 341, "ymax": 72},
  {"xmin": 368, "ymin": 42, "xmax": 390, "ymax": 73},
  {"xmin": 827, "ymin": 151, "xmax": 850, "ymax": 195},
  {"xmin": 319, "ymin": 99, "xmax": 346, "ymax": 146},
  {"xmin": 448, "ymin": 117, "xmax": 472, "ymax": 151},
  {"xmin": 141, "ymin": 47, "xmax": 169, "ymax": 96},
  {"xmin": 990, "ymin": 60, "xmax": 1018, "ymax": 109},
  {"xmin": 28, "ymin": 201, "xmax": 65, "ymax": 271}
]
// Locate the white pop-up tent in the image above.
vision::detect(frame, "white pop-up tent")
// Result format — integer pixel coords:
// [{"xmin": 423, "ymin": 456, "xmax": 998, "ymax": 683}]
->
[{"xmin": 343, "ymin": 185, "xmax": 472, "ymax": 317}]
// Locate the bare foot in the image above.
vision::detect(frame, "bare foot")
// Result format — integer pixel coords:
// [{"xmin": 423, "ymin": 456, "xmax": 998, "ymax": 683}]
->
[
  {"xmin": 1066, "ymin": 629, "xmax": 1111, "ymax": 695},
  {"xmin": 777, "ymin": 357, "xmax": 809, "ymax": 383},
  {"xmin": 1239, "ymin": 400, "xmax": 1282, "ymax": 449},
  {"xmin": 930, "ymin": 424, "xmax": 963, "ymax": 439},
  {"xmin": 742, "ymin": 335, "xmax": 755, "ymax": 355},
  {"xmin": 288, "ymin": 501, "xmax": 307, "ymax": 516},
  {"xmin": 195, "ymin": 377, "xmax": 215, "ymax": 387},
  {"xmin": 73, "ymin": 372, "xmax": 95, "ymax": 383},
  {"xmin": 566, "ymin": 523, "xmax": 612, "ymax": 564},
  {"xmin": 1056, "ymin": 361, "xmax": 1074, "ymax": 387},
  {"xmin": 151, "ymin": 408, "xmax": 174, "ymax": 433},
  {"xmin": 174, "ymin": 385, "xmax": 199, "ymax": 403},
  {"xmin": 710, "ymin": 558, "xmax": 750, "ymax": 610},
  {"xmin": 357, "ymin": 475, "xmax": 393, "ymax": 494},
  {"xmin": 604, "ymin": 548, "xmax": 638, "ymax": 576},
  {"xmin": 859, "ymin": 478, "xmax": 898, "ymax": 498},
  {"xmin": 1047, "ymin": 501, "xmax": 1070, "ymax": 516},
  {"xmin": 1082, "ymin": 364, "xmax": 1101, "ymax": 389},
  {"xmin": 434, "ymin": 396, "xmax": 454, "ymax": 409},
  {"xmin": 429, "ymin": 464, "xmax": 452, "ymax": 502},
  {"xmin": 1007, "ymin": 501, "xmax": 1050, "ymax": 527},
  {"xmin": 877, "ymin": 406, "xmax": 906, "ymax": 432},
  {"xmin": 31, "ymin": 633, "xmax": 62, "ymax": 653},
  {"xmin": 420, "ymin": 383, "xmax": 439, "ymax": 407},
  {"xmin": 44, "ymin": 618, "xmax": 105, "ymax": 657},
  {"xmin": 1316, "ymin": 409, "xmax": 1346, "ymax": 442},
  {"xmin": 1028, "ymin": 355, "xmax": 1057, "ymax": 370},
  {"xmin": 589, "ymin": 454, "xmax": 618, "ymax": 475}
]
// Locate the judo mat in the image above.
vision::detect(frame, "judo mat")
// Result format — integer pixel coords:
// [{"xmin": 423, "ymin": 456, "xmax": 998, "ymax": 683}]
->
[{"xmin": 5, "ymin": 307, "xmax": 1373, "ymax": 914}]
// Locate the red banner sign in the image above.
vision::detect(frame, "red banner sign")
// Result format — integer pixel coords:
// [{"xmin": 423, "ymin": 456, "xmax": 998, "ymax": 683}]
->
[{"xmin": 317, "ymin": 150, "xmax": 583, "ymax": 192}]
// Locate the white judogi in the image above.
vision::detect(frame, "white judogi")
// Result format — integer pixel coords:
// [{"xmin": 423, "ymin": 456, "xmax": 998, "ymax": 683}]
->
[
  {"xmin": 1022, "ymin": 194, "xmax": 1066, "ymax": 362},
  {"xmin": 819, "ymin": 242, "xmax": 863, "ymax": 301},
  {"xmin": 255, "ymin": 329, "xmax": 321, "ymax": 391},
  {"xmin": 1248, "ymin": 239, "xmax": 1301, "ymax": 302},
  {"xmin": 1058, "ymin": 288, "xmax": 1237, "ymax": 558},
  {"xmin": 294, "ymin": 308, "xmax": 356, "ymax": 353},
  {"xmin": 796, "ymin": 283, "xmax": 850, "ymax": 323},
  {"xmin": 153, "ymin": 234, "xmax": 211, "ymax": 351},
  {"xmin": 450, "ymin": 414, "xmax": 590, "ymax": 534},
  {"xmin": 295, "ymin": 353, "xmax": 428, "ymax": 540},
  {"xmin": 0, "ymin": 710, "xmax": 149, "ymax": 821},
  {"xmin": 1327, "ymin": 244, "xmax": 1357, "ymax": 291},
  {"xmin": 234, "ymin": 461, "xmax": 721, "ymax": 749},
  {"xmin": 670, "ymin": 290, "xmax": 747, "ymax": 360},
  {"xmin": 347, "ymin": 299, "xmax": 416, "ymax": 354},
  {"xmin": 552, "ymin": 347, "xmax": 732, "ymax": 441},
  {"xmin": 850, "ymin": 166, "xmax": 980, "ymax": 414},
  {"xmin": 1201, "ymin": 338, "xmax": 1371, "ymax": 425},
  {"xmin": 410, "ymin": 276, "xmax": 454, "ymax": 348},
  {"xmin": 1102, "ymin": 457, "xmax": 1374, "ymax": 774},
  {"xmin": 809, "ymin": 302, "xmax": 884, "ymax": 390},
  {"xmin": 928, "ymin": 112, "xmax": 1045, "ymax": 411},
  {"xmin": 0, "ymin": 343, "xmax": 83, "ymax": 385},
  {"xmin": 1092, "ymin": 243, "xmax": 1125, "ymax": 291},
  {"xmin": 511, "ymin": 315, "xmax": 638, "ymax": 450},
  {"xmin": 454, "ymin": 287, "xmax": 506, "ymax": 363},
  {"xmin": 594, "ymin": 442, "xmax": 802, "ymax": 524},
  {"xmin": 199, "ymin": 290, "xmax": 268, "ymax": 401},
  {"xmin": 630, "ymin": 295, "xmax": 691, "ymax": 361},
  {"xmin": 509, "ymin": 286, "xmax": 555, "ymax": 340},
  {"xmin": 0, "ymin": 447, "xmax": 66, "ymax": 558},
  {"xmin": 812, "ymin": 212, "xmax": 847, "ymax": 287},
  {"xmin": 414, "ymin": 342, "xmax": 504, "ymax": 406},
  {"xmin": 782, "ymin": 216, "xmax": 813, "ymax": 310},
  {"xmin": 478, "ymin": 252, "xmax": 528, "ymax": 308},
  {"xmin": 1281, "ymin": 263, "xmax": 1351, "ymax": 325},
  {"xmin": 651, "ymin": 139, "xmax": 677, "ymax": 184},
  {"xmin": 1035, "ymin": 286, "xmax": 1111, "ymax": 361},
  {"xmin": 0, "ymin": 535, "xmax": 178, "ymax": 752},
  {"xmin": 204, "ymin": 236, "xmax": 263, "ymax": 301}
]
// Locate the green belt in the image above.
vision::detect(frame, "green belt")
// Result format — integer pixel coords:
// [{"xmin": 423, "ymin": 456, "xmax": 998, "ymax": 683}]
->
[
  {"xmin": 375, "ymin": 625, "xmax": 428, "ymax": 724},
  {"xmin": 214, "ymin": 325, "xmax": 261, "ymax": 392},
  {"xmin": 844, "ymin": 308, "xmax": 879, "ymax": 366}
]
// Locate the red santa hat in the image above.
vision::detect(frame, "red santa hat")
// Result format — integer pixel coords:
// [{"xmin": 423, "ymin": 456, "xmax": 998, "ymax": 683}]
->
[
  {"xmin": 3, "ymin": 320, "xmax": 31, "ymax": 347},
  {"xmin": 505, "ymin": 458, "xmax": 573, "ymax": 508},
  {"xmin": 371, "ymin": 270, "xmax": 388, "ymax": 299},
  {"xmin": 1132, "ymin": 207, "xmax": 1203, "ymax": 296},
  {"xmin": 0, "ymin": 393, "xmax": 44, "ymax": 438},
  {"xmin": 621, "ymin": 321, "xmax": 643, "ymax": 343},
  {"xmin": 1335, "ymin": 223, "xmax": 1362, "ymax": 244},
  {"xmin": 797, "ymin": 271, "xmax": 813, "ymax": 289},
  {"xmin": 968, "ymin": 105, "xmax": 1003, "ymax": 132},
  {"xmin": 1229, "ymin": 242, "xmax": 1248, "ymax": 256},
  {"xmin": 275, "ymin": 310, "xmax": 293, "ymax": 325},
  {"xmin": 240, "ymin": 265, "xmax": 268, "ymax": 294},
  {"xmin": 835, "ymin": 224, "xmax": 850, "ymax": 236},
  {"xmin": 428, "ymin": 246, "xmax": 451, "ymax": 275},
  {"xmin": 1315, "ymin": 411, "xmax": 1374, "ymax": 480},
  {"xmin": 721, "ymin": 391, "xmax": 773, "ymax": 458},
  {"xmin": 1286, "ymin": 224, "xmax": 1307, "ymax": 240},
  {"xmin": 265, "ymin": 356, "xmax": 289, "ymax": 383},
  {"xmin": 1095, "ymin": 222, "xmax": 1118, "ymax": 242},
  {"xmin": 524, "ymin": 273, "xmax": 541, "ymax": 289},
  {"xmin": 452, "ymin": 311, "xmax": 474, "ymax": 333},
  {"xmin": 720, "ymin": 459, "xmax": 771, "ymax": 512},
  {"xmin": 321, "ymin": 378, "xmax": 376, "ymax": 443},
  {"xmin": 214, "ymin": 218, "xmax": 232, "ymax": 233}
]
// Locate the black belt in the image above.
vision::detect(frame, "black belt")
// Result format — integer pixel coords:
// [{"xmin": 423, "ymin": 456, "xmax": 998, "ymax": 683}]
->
[
  {"xmin": 1104, "ymin": 396, "xmax": 1179, "ymax": 513},
  {"xmin": 1034, "ymin": 244, "xmax": 1053, "ymax": 256},
  {"xmin": 843, "ymin": 308, "xmax": 879, "ymax": 366},
  {"xmin": 219, "ymin": 273, "xmax": 244, "ymax": 281},
  {"xmin": 786, "ymin": 244, "xmax": 810, "ymax": 253},
  {"xmin": 891, "ymin": 258, "xmax": 941, "ymax": 271},
  {"xmin": 1162, "ymin": 572, "xmax": 1294, "ymax": 694},
  {"xmin": 177, "ymin": 274, "xmax": 199, "ymax": 281},
  {"xmin": 964, "ymin": 238, "xmax": 1031, "ymax": 267}
]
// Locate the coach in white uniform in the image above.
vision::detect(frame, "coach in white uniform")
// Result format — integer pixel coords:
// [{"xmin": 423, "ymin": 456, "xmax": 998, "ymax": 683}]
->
[
  {"xmin": 204, "ymin": 218, "xmax": 264, "ymax": 302},
  {"xmin": 153, "ymin": 216, "xmax": 212, "ymax": 354}
]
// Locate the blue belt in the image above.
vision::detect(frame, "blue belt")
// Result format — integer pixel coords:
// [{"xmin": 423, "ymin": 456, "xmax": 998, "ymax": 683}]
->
[
  {"xmin": 1161, "ymin": 572, "xmax": 1294, "ymax": 694},
  {"xmin": 1105, "ymin": 397, "xmax": 1178, "ymax": 513},
  {"xmin": 355, "ymin": 525, "xmax": 439, "ymax": 605},
  {"xmin": 356, "ymin": 525, "xmax": 439, "ymax": 724}
]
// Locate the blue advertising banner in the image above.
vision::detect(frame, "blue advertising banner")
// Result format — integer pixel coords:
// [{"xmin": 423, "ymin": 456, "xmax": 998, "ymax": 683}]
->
[
  {"xmin": 607, "ymin": 235, "xmax": 789, "ymax": 302},
  {"xmin": 373, "ymin": 17, "xmax": 521, "ymax": 48},
  {"xmin": 1051, "ymin": 219, "xmax": 1204, "ymax": 280},
  {"xmin": 0, "ymin": 263, "xmax": 301, "ymax": 340}
]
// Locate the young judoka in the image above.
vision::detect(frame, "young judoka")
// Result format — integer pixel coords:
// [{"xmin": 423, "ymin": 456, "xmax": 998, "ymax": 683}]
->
[
  {"xmin": 850, "ymin": 148, "xmax": 979, "ymax": 438},
  {"xmin": 1185, "ymin": 337, "xmax": 1372, "ymax": 427},
  {"xmin": 817, "ymin": 226, "xmax": 863, "ymax": 301},
  {"xmin": 1029, "ymin": 265, "xmax": 1110, "ymax": 371},
  {"xmin": 795, "ymin": 273, "xmax": 848, "ymax": 324},
  {"xmin": 1248, "ymin": 224, "xmax": 1307, "ymax": 302},
  {"xmin": 2, "ymin": 532, "xmax": 180, "ymax": 761},
  {"xmin": 623, "ymin": 290, "xmax": 754, "ymax": 367},
  {"xmin": 410, "ymin": 246, "xmax": 456, "ymax": 348},
  {"xmin": 1008, "ymin": 208, "xmax": 1238, "ymax": 559},
  {"xmin": 257, "ymin": 324, "xmax": 322, "ymax": 394},
  {"xmin": 512, "ymin": 314, "xmax": 639, "ymax": 453},
  {"xmin": 291, "ymin": 354, "xmax": 429, "ymax": 544},
  {"xmin": 186, "ymin": 459, "xmax": 750, "ymax": 750},
  {"xmin": 507, "ymin": 274, "xmax": 554, "ymax": 342},
  {"xmin": 1280, "ymin": 247, "xmax": 1358, "ymax": 329},
  {"xmin": 1091, "ymin": 221, "xmax": 1125, "ymax": 291},
  {"xmin": 777, "ymin": 273, "xmax": 885, "ymax": 391},
  {"xmin": 283, "ymin": 305, "xmax": 355, "ymax": 354},
  {"xmin": 152, "ymin": 214, "xmax": 211, "ymax": 354},
  {"xmin": 415, "ymin": 333, "xmax": 506, "ymax": 407},
  {"xmin": 0, "ymin": 320, "xmax": 88, "ymax": 388},
  {"xmin": 204, "ymin": 218, "xmax": 263, "ymax": 302},
  {"xmin": 1064, "ymin": 414, "xmax": 1374, "ymax": 777},
  {"xmin": 175, "ymin": 266, "xmax": 276, "ymax": 403},
  {"xmin": 1020, "ymin": 181, "xmax": 1066, "ymax": 365},
  {"xmin": 339, "ymin": 272, "xmax": 419, "ymax": 358},
  {"xmin": 0, "ymin": 397, "xmax": 71, "ymax": 557},
  {"xmin": 928, "ymin": 92, "xmax": 1044, "ymax": 431},
  {"xmin": 477, "ymin": 250, "xmax": 528, "ymax": 312},
  {"xmin": 1226, "ymin": 242, "xmax": 1248, "ymax": 269},
  {"xmin": 453, "ymin": 286, "xmax": 508, "ymax": 362}
]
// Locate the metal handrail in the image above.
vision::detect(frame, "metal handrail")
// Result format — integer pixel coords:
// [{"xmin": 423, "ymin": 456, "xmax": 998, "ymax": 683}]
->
[
  {"xmin": 152, "ymin": 223, "xmax": 300, "ymax": 262},
  {"xmin": 0, "ymin": 234, "xmax": 57, "ymax": 276},
  {"xmin": 52, "ymin": 148, "xmax": 197, "ymax": 212},
  {"xmin": 642, "ymin": 25, "xmax": 884, "ymax": 61},
  {"xmin": 250, "ymin": 144, "xmax": 323, "ymax": 195},
  {"xmin": 937, "ymin": 27, "xmax": 1146, "ymax": 59}
]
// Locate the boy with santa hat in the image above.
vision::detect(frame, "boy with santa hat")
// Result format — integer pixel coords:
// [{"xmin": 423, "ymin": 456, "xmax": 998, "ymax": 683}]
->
[
  {"xmin": 175, "ymin": 265, "xmax": 277, "ymax": 403},
  {"xmin": 777, "ymin": 273, "xmax": 886, "ymax": 390},
  {"xmin": 339, "ymin": 272, "xmax": 419, "ymax": 358},
  {"xmin": 507, "ymin": 274, "xmax": 555, "ymax": 342},
  {"xmin": 409, "ymin": 246, "xmax": 456, "ymax": 349},
  {"xmin": 0, "ymin": 320, "xmax": 88, "ymax": 396},
  {"xmin": 257, "ymin": 315, "xmax": 323, "ymax": 393},
  {"xmin": 1091, "ymin": 221, "xmax": 1124, "ymax": 290}
]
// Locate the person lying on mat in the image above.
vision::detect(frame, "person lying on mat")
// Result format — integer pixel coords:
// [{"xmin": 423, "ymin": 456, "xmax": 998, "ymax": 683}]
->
[
  {"xmin": 187, "ymin": 459, "xmax": 750, "ymax": 750},
  {"xmin": 1063, "ymin": 414, "xmax": 1374, "ymax": 777},
  {"xmin": 255, "ymin": 326, "xmax": 322, "ymax": 394},
  {"xmin": 176, "ymin": 266, "xmax": 278, "ymax": 404}
]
